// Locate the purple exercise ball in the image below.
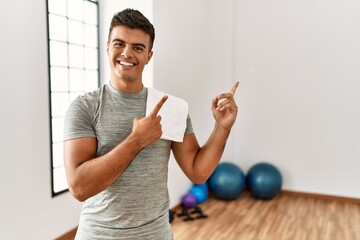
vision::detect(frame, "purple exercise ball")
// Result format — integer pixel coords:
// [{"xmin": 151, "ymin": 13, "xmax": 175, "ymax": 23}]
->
[{"xmin": 181, "ymin": 193, "xmax": 197, "ymax": 208}]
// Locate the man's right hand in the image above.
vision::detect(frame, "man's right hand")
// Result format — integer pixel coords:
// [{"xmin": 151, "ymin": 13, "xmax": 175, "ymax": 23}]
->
[{"xmin": 131, "ymin": 95, "xmax": 168, "ymax": 148}]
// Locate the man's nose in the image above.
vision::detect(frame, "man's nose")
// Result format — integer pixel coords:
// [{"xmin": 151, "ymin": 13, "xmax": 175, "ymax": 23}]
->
[{"xmin": 121, "ymin": 44, "xmax": 133, "ymax": 58}]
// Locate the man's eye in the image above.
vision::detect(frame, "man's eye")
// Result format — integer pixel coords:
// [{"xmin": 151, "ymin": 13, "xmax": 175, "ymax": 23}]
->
[
  {"xmin": 114, "ymin": 42, "xmax": 125, "ymax": 47},
  {"xmin": 134, "ymin": 46, "xmax": 144, "ymax": 52}
]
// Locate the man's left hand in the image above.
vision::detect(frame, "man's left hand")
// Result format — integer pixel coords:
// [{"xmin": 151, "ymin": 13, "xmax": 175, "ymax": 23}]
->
[{"xmin": 211, "ymin": 82, "xmax": 239, "ymax": 130}]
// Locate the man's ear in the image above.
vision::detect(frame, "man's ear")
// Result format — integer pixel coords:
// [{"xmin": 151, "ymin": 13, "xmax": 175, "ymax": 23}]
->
[
  {"xmin": 146, "ymin": 51, "xmax": 154, "ymax": 65},
  {"xmin": 106, "ymin": 41, "xmax": 109, "ymax": 55}
]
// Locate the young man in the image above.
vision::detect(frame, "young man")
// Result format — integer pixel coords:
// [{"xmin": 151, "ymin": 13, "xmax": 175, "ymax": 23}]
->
[{"xmin": 64, "ymin": 8, "xmax": 239, "ymax": 239}]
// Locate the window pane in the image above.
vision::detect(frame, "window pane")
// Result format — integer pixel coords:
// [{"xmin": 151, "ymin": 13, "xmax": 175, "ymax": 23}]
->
[
  {"xmin": 69, "ymin": 44, "xmax": 84, "ymax": 68},
  {"xmin": 50, "ymin": 67, "xmax": 68, "ymax": 92},
  {"xmin": 68, "ymin": 19, "xmax": 83, "ymax": 45},
  {"xmin": 69, "ymin": 68, "xmax": 84, "ymax": 91},
  {"xmin": 50, "ymin": 41, "xmax": 68, "ymax": 67},
  {"xmin": 69, "ymin": 93, "xmax": 83, "ymax": 103},
  {"xmin": 49, "ymin": 14, "xmax": 67, "ymax": 42},
  {"xmin": 68, "ymin": 0, "xmax": 83, "ymax": 21},
  {"xmin": 84, "ymin": 24, "xmax": 98, "ymax": 47},
  {"xmin": 53, "ymin": 166, "xmax": 68, "ymax": 193},
  {"xmin": 85, "ymin": 70, "xmax": 99, "ymax": 91},
  {"xmin": 52, "ymin": 142, "xmax": 64, "ymax": 168},
  {"xmin": 52, "ymin": 117, "xmax": 64, "ymax": 143},
  {"xmin": 51, "ymin": 92, "xmax": 69, "ymax": 117},
  {"xmin": 85, "ymin": 47, "xmax": 98, "ymax": 69},
  {"xmin": 84, "ymin": 1, "xmax": 97, "ymax": 25},
  {"xmin": 48, "ymin": 0, "xmax": 67, "ymax": 16}
]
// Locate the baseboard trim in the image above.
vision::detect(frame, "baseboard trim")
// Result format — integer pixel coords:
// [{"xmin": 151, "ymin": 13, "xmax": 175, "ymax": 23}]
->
[
  {"xmin": 170, "ymin": 202, "xmax": 183, "ymax": 211},
  {"xmin": 55, "ymin": 226, "xmax": 77, "ymax": 240},
  {"xmin": 281, "ymin": 189, "xmax": 360, "ymax": 204}
]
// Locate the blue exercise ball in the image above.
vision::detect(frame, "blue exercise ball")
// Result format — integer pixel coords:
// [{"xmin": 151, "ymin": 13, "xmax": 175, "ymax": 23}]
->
[
  {"xmin": 209, "ymin": 162, "xmax": 245, "ymax": 200},
  {"xmin": 246, "ymin": 162, "xmax": 282, "ymax": 200},
  {"xmin": 194, "ymin": 182, "xmax": 208, "ymax": 194},
  {"xmin": 189, "ymin": 185, "xmax": 208, "ymax": 204}
]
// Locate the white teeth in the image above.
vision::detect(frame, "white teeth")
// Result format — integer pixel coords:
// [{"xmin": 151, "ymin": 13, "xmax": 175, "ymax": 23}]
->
[{"xmin": 119, "ymin": 61, "xmax": 135, "ymax": 66}]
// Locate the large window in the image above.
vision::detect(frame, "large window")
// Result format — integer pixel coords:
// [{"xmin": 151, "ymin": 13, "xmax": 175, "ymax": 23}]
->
[{"xmin": 46, "ymin": 0, "xmax": 100, "ymax": 196}]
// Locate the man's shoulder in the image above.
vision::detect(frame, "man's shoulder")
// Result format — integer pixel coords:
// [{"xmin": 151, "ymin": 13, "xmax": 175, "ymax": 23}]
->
[
  {"xmin": 83, "ymin": 85, "xmax": 106, "ymax": 100},
  {"xmin": 68, "ymin": 85, "xmax": 106, "ymax": 113}
]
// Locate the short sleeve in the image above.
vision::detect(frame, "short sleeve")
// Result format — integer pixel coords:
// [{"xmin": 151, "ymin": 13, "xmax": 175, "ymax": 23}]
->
[
  {"xmin": 184, "ymin": 115, "xmax": 194, "ymax": 136},
  {"xmin": 63, "ymin": 96, "xmax": 96, "ymax": 141}
]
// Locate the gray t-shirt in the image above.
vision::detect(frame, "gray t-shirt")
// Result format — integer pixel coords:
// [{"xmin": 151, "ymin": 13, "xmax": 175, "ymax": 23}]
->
[{"xmin": 63, "ymin": 84, "xmax": 193, "ymax": 239}]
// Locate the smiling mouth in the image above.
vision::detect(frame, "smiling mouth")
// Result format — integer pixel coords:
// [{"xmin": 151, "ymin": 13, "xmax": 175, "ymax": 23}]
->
[{"xmin": 118, "ymin": 60, "xmax": 136, "ymax": 67}]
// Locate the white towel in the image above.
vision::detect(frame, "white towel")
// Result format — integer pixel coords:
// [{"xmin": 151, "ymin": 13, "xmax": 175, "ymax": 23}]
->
[{"xmin": 146, "ymin": 87, "xmax": 189, "ymax": 142}]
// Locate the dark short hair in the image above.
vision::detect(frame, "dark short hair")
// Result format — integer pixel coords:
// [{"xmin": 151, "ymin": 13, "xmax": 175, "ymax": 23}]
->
[{"xmin": 108, "ymin": 8, "xmax": 155, "ymax": 51}]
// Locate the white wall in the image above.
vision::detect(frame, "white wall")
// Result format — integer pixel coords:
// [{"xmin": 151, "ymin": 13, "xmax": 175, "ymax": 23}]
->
[
  {"xmin": 0, "ymin": 1, "xmax": 82, "ymax": 239},
  {"xmin": 154, "ymin": 0, "xmax": 360, "ymax": 199},
  {"xmin": 234, "ymin": 0, "xmax": 360, "ymax": 198}
]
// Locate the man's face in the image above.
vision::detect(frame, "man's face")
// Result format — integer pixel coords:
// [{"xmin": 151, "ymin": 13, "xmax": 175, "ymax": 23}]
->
[{"xmin": 107, "ymin": 25, "xmax": 153, "ymax": 83}]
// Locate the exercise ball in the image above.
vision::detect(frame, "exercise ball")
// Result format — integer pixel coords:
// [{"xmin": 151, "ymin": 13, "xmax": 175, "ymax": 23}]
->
[
  {"xmin": 189, "ymin": 185, "xmax": 208, "ymax": 204},
  {"xmin": 246, "ymin": 162, "xmax": 282, "ymax": 200},
  {"xmin": 194, "ymin": 183, "xmax": 208, "ymax": 194},
  {"xmin": 208, "ymin": 162, "xmax": 245, "ymax": 200},
  {"xmin": 181, "ymin": 193, "xmax": 197, "ymax": 208}
]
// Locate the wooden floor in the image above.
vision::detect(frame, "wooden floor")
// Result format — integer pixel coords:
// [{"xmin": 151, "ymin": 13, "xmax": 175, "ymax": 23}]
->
[{"xmin": 171, "ymin": 191, "xmax": 360, "ymax": 240}]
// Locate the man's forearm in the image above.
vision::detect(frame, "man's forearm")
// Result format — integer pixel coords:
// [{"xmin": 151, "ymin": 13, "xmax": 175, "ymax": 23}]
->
[
  {"xmin": 192, "ymin": 125, "xmax": 231, "ymax": 183},
  {"xmin": 66, "ymin": 134, "xmax": 144, "ymax": 202}
]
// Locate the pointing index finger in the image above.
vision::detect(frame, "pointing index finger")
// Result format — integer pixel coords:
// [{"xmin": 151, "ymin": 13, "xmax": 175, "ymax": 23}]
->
[
  {"xmin": 230, "ymin": 81, "xmax": 240, "ymax": 96},
  {"xmin": 149, "ymin": 95, "xmax": 168, "ymax": 118}
]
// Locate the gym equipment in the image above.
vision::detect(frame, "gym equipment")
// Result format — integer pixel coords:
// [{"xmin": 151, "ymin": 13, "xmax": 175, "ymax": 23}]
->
[
  {"xmin": 208, "ymin": 162, "xmax": 245, "ymax": 200},
  {"xmin": 190, "ymin": 206, "xmax": 208, "ymax": 219},
  {"xmin": 181, "ymin": 193, "xmax": 197, "ymax": 208},
  {"xmin": 177, "ymin": 208, "xmax": 195, "ymax": 221},
  {"xmin": 169, "ymin": 210, "xmax": 175, "ymax": 223},
  {"xmin": 177, "ymin": 206, "xmax": 208, "ymax": 221},
  {"xmin": 194, "ymin": 183, "xmax": 208, "ymax": 193},
  {"xmin": 246, "ymin": 162, "xmax": 282, "ymax": 200},
  {"xmin": 189, "ymin": 185, "xmax": 208, "ymax": 204}
]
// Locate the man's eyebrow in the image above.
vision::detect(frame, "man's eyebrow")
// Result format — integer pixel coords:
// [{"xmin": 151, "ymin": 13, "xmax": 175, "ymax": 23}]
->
[
  {"xmin": 133, "ymin": 43, "xmax": 147, "ymax": 49},
  {"xmin": 112, "ymin": 38, "xmax": 147, "ymax": 49}
]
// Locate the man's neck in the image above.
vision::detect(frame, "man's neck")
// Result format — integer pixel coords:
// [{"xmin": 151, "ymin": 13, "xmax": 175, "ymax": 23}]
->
[{"xmin": 110, "ymin": 78, "xmax": 143, "ymax": 93}]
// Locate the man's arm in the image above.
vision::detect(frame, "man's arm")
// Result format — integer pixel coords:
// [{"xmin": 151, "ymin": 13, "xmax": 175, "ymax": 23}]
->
[
  {"xmin": 64, "ymin": 96, "xmax": 168, "ymax": 202},
  {"xmin": 172, "ymin": 82, "xmax": 239, "ymax": 183}
]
